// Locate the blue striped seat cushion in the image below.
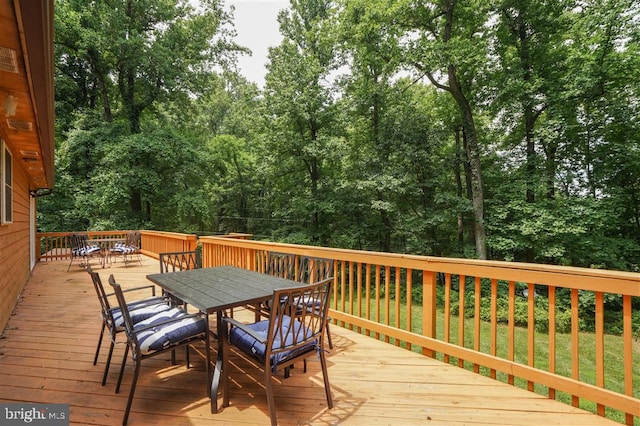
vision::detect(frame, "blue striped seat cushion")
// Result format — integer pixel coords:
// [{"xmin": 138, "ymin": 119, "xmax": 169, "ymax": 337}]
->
[
  {"xmin": 73, "ymin": 245, "xmax": 100, "ymax": 256},
  {"xmin": 111, "ymin": 243, "xmax": 137, "ymax": 254},
  {"xmin": 229, "ymin": 316, "xmax": 316, "ymax": 373},
  {"xmin": 134, "ymin": 308, "xmax": 206, "ymax": 354},
  {"xmin": 111, "ymin": 297, "xmax": 171, "ymax": 328}
]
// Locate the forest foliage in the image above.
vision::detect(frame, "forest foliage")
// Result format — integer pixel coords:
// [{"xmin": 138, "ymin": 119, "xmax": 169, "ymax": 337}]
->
[{"xmin": 43, "ymin": 0, "xmax": 640, "ymax": 272}]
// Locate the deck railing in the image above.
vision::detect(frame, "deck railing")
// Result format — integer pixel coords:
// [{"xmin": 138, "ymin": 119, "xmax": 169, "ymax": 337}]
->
[
  {"xmin": 36, "ymin": 230, "xmax": 197, "ymax": 261},
  {"xmin": 37, "ymin": 230, "xmax": 639, "ymax": 423},
  {"xmin": 139, "ymin": 230, "xmax": 198, "ymax": 258},
  {"xmin": 199, "ymin": 235, "xmax": 639, "ymax": 425}
]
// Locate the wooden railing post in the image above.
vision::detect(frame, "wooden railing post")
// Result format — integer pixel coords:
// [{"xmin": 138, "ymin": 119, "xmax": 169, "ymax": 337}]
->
[{"xmin": 422, "ymin": 270, "xmax": 437, "ymax": 357}]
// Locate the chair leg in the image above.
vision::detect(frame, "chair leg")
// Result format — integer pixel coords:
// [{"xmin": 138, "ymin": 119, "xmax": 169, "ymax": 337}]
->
[
  {"xmin": 93, "ymin": 322, "xmax": 106, "ymax": 365},
  {"xmin": 319, "ymin": 350, "xmax": 333, "ymax": 409},
  {"xmin": 220, "ymin": 317, "xmax": 230, "ymax": 410},
  {"xmin": 67, "ymin": 254, "xmax": 83, "ymax": 271},
  {"xmin": 102, "ymin": 334, "xmax": 116, "ymax": 386},
  {"xmin": 116, "ymin": 344, "xmax": 130, "ymax": 394},
  {"xmin": 264, "ymin": 368, "xmax": 278, "ymax": 426},
  {"xmin": 326, "ymin": 322, "xmax": 333, "ymax": 349},
  {"xmin": 122, "ymin": 357, "xmax": 141, "ymax": 426}
]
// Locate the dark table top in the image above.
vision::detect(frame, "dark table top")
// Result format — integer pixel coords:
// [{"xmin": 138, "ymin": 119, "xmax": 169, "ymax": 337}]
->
[{"xmin": 147, "ymin": 266, "xmax": 301, "ymax": 314}]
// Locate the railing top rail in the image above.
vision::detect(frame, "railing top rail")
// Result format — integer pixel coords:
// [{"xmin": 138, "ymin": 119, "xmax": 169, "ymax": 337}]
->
[
  {"xmin": 38, "ymin": 230, "xmax": 128, "ymax": 237},
  {"xmin": 140, "ymin": 230, "xmax": 197, "ymax": 241},
  {"xmin": 200, "ymin": 236, "xmax": 640, "ymax": 295}
]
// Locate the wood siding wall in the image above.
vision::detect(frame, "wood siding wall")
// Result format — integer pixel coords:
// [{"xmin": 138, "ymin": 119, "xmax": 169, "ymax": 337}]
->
[{"xmin": 0, "ymin": 162, "xmax": 31, "ymax": 332}]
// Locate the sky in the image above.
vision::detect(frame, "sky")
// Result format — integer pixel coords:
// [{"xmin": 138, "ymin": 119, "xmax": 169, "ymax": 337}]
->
[{"xmin": 226, "ymin": 0, "xmax": 289, "ymax": 88}]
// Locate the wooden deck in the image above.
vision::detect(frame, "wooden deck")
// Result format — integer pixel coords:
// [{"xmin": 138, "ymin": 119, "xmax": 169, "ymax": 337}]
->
[{"xmin": 0, "ymin": 256, "xmax": 620, "ymax": 425}]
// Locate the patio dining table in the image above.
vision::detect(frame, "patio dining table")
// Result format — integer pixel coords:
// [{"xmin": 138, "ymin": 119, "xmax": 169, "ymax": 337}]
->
[
  {"xmin": 89, "ymin": 237, "xmax": 124, "ymax": 268},
  {"xmin": 146, "ymin": 266, "xmax": 301, "ymax": 413}
]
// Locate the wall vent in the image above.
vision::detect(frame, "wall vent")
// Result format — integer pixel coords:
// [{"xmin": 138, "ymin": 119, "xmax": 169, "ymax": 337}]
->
[
  {"xmin": 0, "ymin": 46, "xmax": 19, "ymax": 73},
  {"xmin": 6, "ymin": 119, "xmax": 33, "ymax": 131}
]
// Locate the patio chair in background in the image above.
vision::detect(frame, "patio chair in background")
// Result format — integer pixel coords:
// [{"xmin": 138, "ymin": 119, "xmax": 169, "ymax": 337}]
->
[
  {"xmin": 261, "ymin": 253, "xmax": 334, "ymax": 349},
  {"xmin": 67, "ymin": 233, "xmax": 101, "ymax": 271},
  {"xmin": 86, "ymin": 266, "xmax": 171, "ymax": 386},
  {"xmin": 109, "ymin": 275, "xmax": 208, "ymax": 425},
  {"xmin": 265, "ymin": 251, "xmax": 295, "ymax": 279},
  {"xmin": 159, "ymin": 250, "xmax": 203, "ymax": 354},
  {"xmin": 159, "ymin": 250, "xmax": 201, "ymax": 307},
  {"xmin": 296, "ymin": 256, "xmax": 334, "ymax": 284},
  {"xmin": 253, "ymin": 252, "xmax": 296, "ymax": 320},
  {"xmin": 220, "ymin": 277, "xmax": 334, "ymax": 426},
  {"xmin": 110, "ymin": 231, "xmax": 142, "ymax": 265},
  {"xmin": 159, "ymin": 250, "xmax": 201, "ymax": 273},
  {"xmin": 297, "ymin": 256, "xmax": 334, "ymax": 349}
]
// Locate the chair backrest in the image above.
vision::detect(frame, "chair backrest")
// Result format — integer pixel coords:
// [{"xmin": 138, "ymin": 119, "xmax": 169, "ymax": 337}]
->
[
  {"xmin": 125, "ymin": 231, "xmax": 141, "ymax": 248},
  {"xmin": 266, "ymin": 277, "xmax": 332, "ymax": 360},
  {"xmin": 87, "ymin": 266, "xmax": 115, "ymax": 325},
  {"xmin": 70, "ymin": 233, "xmax": 89, "ymax": 250},
  {"xmin": 265, "ymin": 252, "xmax": 295, "ymax": 280},
  {"xmin": 108, "ymin": 275, "xmax": 138, "ymax": 343},
  {"xmin": 296, "ymin": 256, "xmax": 334, "ymax": 283},
  {"xmin": 159, "ymin": 251, "xmax": 200, "ymax": 273}
]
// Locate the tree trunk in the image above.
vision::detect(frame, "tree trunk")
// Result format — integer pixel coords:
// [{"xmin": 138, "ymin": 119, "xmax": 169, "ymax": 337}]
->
[
  {"xmin": 448, "ymin": 67, "xmax": 487, "ymax": 259},
  {"xmin": 87, "ymin": 48, "xmax": 113, "ymax": 123},
  {"xmin": 525, "ymin": 108, "xmax": 536, "ymax": 203},
  {"xmin": 454, "ymin": 127, "xmax": 465, "ymax": 248},
  {"xmin": 464, "ymin": 118, "xmax": 487, "ymax": 259},
  {"xmin": 442, "ymin": 0, "xmax": 487, "ymax": 259},
  {"xmin": 461, "ymin": 126, "xmax": 476, "ymax": 248},
  {"xmin": 542, "ymin": 139, "xmax": 557, "ymax": 200}
]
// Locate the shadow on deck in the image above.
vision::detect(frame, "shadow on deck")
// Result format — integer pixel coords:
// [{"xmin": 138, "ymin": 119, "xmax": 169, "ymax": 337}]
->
[{"xmin": 0, "ymin": 256, "xmax": 619, "ymax": 425}]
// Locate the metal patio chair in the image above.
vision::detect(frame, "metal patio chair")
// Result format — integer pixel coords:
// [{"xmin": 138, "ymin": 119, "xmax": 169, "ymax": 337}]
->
[
  {"xmin": 159, "ymin": 250, "xmax": 201, "ymax": 273},
  {"xmin": 220, "ymin": 277, "xmax": 334, "ymax": 426},
  {"xmin": 159, "ymin": 250, "xmax": 201, "ymax": 307},
  {"xmin": 262, "ymin": 253, "xmax": 335, "ymax": 349},
  {"xmin": 253, "ymin": 252, "xmax": 297, "ymax": 320},
  {"xmin": 67, "ymin": 233, "xmax": 101, "ymax": 271},
  {"xmin": 109, "ymin": 275, "xmax": 208, "ymax": 425},
  {"xmin": 87, "ymin": 266, "xmax": 171, "ymax": 386},
  {"xmin": 295, "ymin": 256, "xmax": 334, "ymax": 349},
  {"xmin": 110, "ymin": 231, "xmax": 142, "ymax": 265},
  {"xmin": 265, "ymin": 251, "xmax": 295, "ymax": 279}
]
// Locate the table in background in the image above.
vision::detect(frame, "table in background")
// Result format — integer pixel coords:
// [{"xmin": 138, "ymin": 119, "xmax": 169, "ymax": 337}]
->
[
  {"xmin": 146, "ymin": 266, "xmax": 301, "ymax": 413},
  {"xmin": 90, "ymin": 237, "xmax": 124, "ymax": 267}
]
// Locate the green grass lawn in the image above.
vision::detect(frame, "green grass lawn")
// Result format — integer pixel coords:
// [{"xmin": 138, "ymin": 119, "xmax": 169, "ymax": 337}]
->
[{"xmin": 349, "ymin": 299, "xmax": 640, "ymax": 425}]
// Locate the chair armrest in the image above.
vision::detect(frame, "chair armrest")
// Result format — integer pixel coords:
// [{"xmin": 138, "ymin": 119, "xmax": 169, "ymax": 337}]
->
[
  {"xmin": 106, "ymin": 284, "xmax": 157, "ymax": 298},
  {"xmin": 222, "ymin": 317, "xmax": 268, "ymax": 344}
]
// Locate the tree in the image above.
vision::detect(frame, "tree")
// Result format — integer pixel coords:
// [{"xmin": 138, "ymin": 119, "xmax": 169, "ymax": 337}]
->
[
  {"xmin": 262, "ymin": 0, "xmax": 342, "ymax": 245},
  {"xmin": 54, "ymin": 0, "xmax": 237, "ymax": 221},
  {"xmin": 399, "ymin": 0, "xmax": 489, "ymax": 259},
  {"xmin": 337, "ymin": 0, "xmax": 403, "ymax": 252}
]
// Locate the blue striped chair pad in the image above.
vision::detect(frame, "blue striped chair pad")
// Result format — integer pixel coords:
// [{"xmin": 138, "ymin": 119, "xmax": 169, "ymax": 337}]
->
[
  {"xmin": 111, "ymin": 298, "xmax": 171, "ymax": 328},
  {"xmin": 111, "ymin": 243, "xmax": 137, "ymax": 254},
  {"xmin": 73, "ymin": 245, "xmax": 101, "ymax": 256},
  {"xmin": 134, "ymin": 308, "xmax": 207, "ymax": 355},
  {"xmin": 229, "ymin": 316, "xmax": 316, "ymax": 373}
]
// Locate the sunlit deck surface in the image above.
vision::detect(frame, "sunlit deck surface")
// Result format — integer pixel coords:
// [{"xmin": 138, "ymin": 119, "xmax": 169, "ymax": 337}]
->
[{"xmin": 0, "ymin": 256, "xmax": 619, "ymax": 425}]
